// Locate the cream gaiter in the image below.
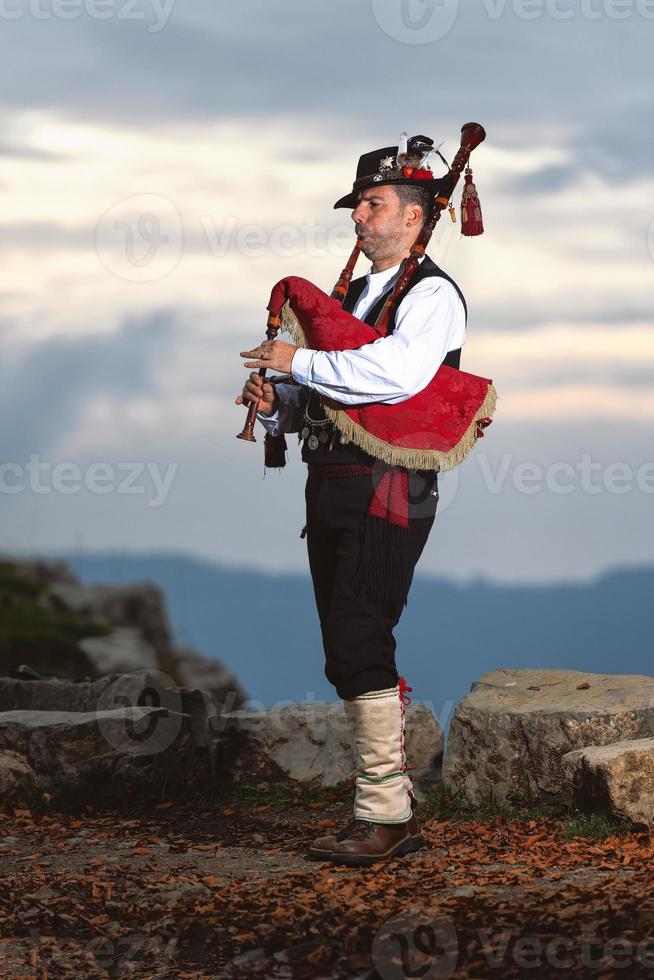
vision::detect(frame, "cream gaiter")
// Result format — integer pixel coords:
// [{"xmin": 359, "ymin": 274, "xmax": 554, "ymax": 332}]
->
[{"xmin": 344, "ymin": 684, "xmax": 413, "ymax": 824}]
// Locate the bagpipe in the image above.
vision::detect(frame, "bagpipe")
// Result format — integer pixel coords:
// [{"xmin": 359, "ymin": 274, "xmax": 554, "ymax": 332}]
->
[{"xmin": 237, "ymin": 122, "xmax": 497, "ymax": 473}]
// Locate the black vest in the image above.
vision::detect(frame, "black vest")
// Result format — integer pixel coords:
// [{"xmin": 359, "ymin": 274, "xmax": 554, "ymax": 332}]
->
[{"xmin": 300, "ymin": 255, "xmax": 467, "ymax": 466}]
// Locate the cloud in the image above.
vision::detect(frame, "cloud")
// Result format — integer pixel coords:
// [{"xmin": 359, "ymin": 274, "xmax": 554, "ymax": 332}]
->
[
  {"xmin": 512, "ymin": 165, "xmax": 579, "ymax": 194},
  {"xmin": 0, "ymin": 140, "xmax": 62, "ymax": 161},
  {"xmin": 0, "ymin": 110, "xmax": 650, "ymax": 351},
  {"xmin": 0, "ymin": 309, "xmax": 177, "ymax": 459},
  {"xmin": 0, "ymin": 0, "xmax": 650, "ymax": 181}
]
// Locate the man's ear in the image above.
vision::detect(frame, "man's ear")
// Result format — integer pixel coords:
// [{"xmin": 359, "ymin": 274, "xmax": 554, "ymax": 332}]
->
[{"xmin": 404, "ymin": 204, "xmax": 422, "ymax": 227}]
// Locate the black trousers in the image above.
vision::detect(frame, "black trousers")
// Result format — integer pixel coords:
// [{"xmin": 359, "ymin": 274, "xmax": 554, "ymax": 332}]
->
[{"xmin": 304, "ymin": 469, "xmax": 438, "ymax": 700}]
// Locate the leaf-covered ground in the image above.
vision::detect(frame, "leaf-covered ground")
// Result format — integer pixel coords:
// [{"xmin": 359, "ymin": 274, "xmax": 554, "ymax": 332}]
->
[{"xmin": 0, "ymin": 790, "xmax": 653, "ymax": 979}]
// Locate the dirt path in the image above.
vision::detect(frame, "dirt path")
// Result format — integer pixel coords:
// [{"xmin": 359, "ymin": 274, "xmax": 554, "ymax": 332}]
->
[{"xmin": 0, "ymin": 798, "xmax": 653, "ymax": 979}]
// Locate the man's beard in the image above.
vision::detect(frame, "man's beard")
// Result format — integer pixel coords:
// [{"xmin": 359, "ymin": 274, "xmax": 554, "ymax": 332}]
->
[{"xmin": 358, "ymin": 224, "xmax": 404, "ymax": 260}]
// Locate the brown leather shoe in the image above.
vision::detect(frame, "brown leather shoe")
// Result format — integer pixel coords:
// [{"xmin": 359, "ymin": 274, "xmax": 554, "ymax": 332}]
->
[
  {"xmin": 307, "ymin": 817, "xmax": 360, "ymax": 860},
  {"xmin": 308, "ymin": 798, "xmax": 420, "ymax": 861},
  {"xmin": 308, "ymin": 812, "xmax": 425, "ymax": 866}
]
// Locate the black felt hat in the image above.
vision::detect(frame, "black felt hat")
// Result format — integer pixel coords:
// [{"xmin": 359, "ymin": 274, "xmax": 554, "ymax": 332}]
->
[{"xmin": 333, "ymin": 137, "xmax": 452, "ymax": 210}]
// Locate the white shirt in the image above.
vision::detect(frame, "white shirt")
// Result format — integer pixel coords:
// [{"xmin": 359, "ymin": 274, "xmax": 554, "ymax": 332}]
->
[{"xmin": 257, "ymin": 254, "xmax": 466, "ymax": 436}]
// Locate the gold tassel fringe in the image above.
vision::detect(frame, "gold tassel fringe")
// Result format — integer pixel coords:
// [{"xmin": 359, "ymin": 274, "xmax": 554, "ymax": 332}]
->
[
  {"xmin": 281, "ymin": 301, "xmax": 308, "ymax": 348},
  {"xmin": 280, "ymin": 300, "xmax": 498, "ymax": 472}
]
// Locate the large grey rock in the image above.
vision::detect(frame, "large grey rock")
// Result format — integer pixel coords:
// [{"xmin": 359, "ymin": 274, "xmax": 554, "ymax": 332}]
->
[
  {"xmin": 443, "ymin": 668, "xmax": 654, "ymax": 805},
  {"xmin": 0, "ymin": 749, "xmax": 35, "ymax": 798},
  {"xmin": 166, "ymin": 645, "xmax": 244, "ymax": 711},
  {"xmin": 217, "ymin": 703, "xmax": 443, "ymax": 792},
  {"xmin": 48, "ymin": 573, "xmax": 247, "ymax": 706},
  {"xmin": 0, "ymin": 705, "xmax": 210, "ymax": 805},
  {"xmin": 562, "ymin": 738, "xmax": 654, "ymax": 828},
  {"xmin": 0, "ymin": 554, "xmax": 247, "ymax": 708},
  {"xmin": 0, "ymin": 555, "xmax": 77, "ymax": 588},
  {"xmin": 79, "ymin": 627, "xmax": 158, "ymax": 675},
  {"xmin": 0, "ymin": 671, "xmax": 226, "ymax": 749},
  {"xmin": 49, "ymin": 579, "xmax": 174, "ymax": 663},
  {"xmin": 0, "ymin": 675, "xmax": 104, "ymax": 713}
]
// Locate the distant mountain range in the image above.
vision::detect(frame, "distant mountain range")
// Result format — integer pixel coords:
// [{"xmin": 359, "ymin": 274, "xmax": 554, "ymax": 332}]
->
[{"xmin": 51, "ymin": 551, "xmax": 653, "ymax": 733}]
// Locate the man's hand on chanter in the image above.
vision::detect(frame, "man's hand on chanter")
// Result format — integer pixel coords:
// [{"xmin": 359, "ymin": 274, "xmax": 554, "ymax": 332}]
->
[
  {"xmin": 240, "ymin": 339, "xmax": 299, "ymax": 374},
  {"xmin": 235, "ymin": 372, "xmax": 279, "ymax": 416}
]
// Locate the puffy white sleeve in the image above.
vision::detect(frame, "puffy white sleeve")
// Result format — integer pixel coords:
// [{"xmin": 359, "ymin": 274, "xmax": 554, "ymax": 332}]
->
[
  {"xmin": 256, "ymin": 382, "xmax": 309, "ymax": 436},
  {"xmin": 289, "ymin": 279, "xmax": 466, "ymax": 406}
]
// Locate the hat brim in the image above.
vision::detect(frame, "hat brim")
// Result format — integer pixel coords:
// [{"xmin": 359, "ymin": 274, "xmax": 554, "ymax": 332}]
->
[
  {"xmin": 333, "ymin": 190, "xmax": 361, "ymax": 210},
  {"xmin": 333, "ymin": 175, "xmax": 451, "ymax": 210}
]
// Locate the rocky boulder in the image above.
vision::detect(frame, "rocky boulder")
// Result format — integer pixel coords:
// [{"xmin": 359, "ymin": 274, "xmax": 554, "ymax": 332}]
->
[
  {"xmin": 78, "ymin": 627, "xmax": 159, "ymax": 674},
  {"xmin": 48, "ymin": 578, "xmax": 175, "ymax": 667},
  {"xmin": 443, "ymin": 668, "xmax": 654, "ymax": 805},
  {"xmin": 561, "ymin": 738, "xmax": 654, "ymax": 828},
  {"xmin": 216, "ymin": 702, "xmax": 444, "ymax": 794},
  {"xmin": 165, "ymin": 645, "xmax": 244, "ymax": 712},
  {"xmin": 0, "ymin": 705, "xmax": 207, "ymax": 806},
  {"xmin": 0, "ymin": 554, "xmax": 245, "ymax": 709},
  {"xmin": 0, "ymin": 671, "xmax": 224, "ymax": 751}
]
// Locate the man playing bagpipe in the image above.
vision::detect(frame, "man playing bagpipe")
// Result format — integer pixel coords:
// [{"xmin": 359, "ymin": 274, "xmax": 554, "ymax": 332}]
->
[{"xmin": 236, "ymin": 129, "xmax": 495, "ymax": 866}]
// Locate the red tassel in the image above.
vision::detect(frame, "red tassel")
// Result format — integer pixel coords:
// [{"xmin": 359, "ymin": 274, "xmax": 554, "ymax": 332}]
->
[
  {"xmin": 475, "ymin": 416, "xmax": 493, "ymax": 439},
  {"xmin": 461, "ymin": 166, "xmax": 484, "ymax": 237},
  {"xmin": 398, "ymin": 676, "xmax": 412, "ymax": 705},
  {"xmin": 368, "ymin": 469, "xmax": 409, "ymax": 528}
]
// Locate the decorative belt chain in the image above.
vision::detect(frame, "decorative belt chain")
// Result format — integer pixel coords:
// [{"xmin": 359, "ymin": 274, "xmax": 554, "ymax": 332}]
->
[{"xmin": 299, "ymin": 401, "xmax": 349, "ymax": 452}]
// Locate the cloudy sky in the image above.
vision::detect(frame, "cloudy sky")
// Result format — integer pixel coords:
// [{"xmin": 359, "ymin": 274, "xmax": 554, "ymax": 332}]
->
[{"xmin": 1, "ymin": 0, "xmax": 652, "ymax": 583}]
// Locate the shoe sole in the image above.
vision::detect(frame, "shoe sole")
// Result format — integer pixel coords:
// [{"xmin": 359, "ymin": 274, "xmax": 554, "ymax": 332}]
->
[
  {"xmin": 306, "ymin": 847, "xmax": 337, "ymax": 860},
  {"xmin": 307, "ymin": 834, "xmax": 426, "ymax": 866}
]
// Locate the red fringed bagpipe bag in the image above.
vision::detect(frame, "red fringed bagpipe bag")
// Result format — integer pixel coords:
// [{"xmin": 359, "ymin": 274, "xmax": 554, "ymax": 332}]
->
[{"xmin": 266, "ymin": 274, "xmax": 496, "ymax": 473}]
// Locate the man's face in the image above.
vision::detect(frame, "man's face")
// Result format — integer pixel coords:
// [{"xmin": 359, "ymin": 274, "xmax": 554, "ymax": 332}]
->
[{"xmin": 351, "ymin": 185, "xmax": 414, "ymax": 261}]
